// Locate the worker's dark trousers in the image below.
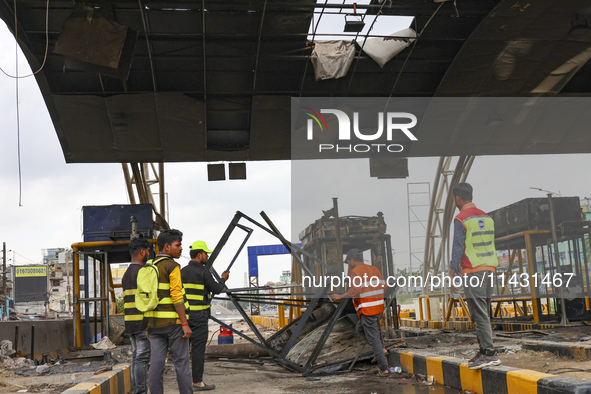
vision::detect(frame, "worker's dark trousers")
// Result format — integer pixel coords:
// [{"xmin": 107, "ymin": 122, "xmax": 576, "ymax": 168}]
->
[
  {"xmin": 464, "ymin": 270, "xmax": 495, "ymax": 355},
  {"xmin": 189, "ymin": 308, "xmax": 210, "ymax": 383},
  {"xmin": 148, "ymin": 324, "xmax": 193, "ymax": 394},
  {"xmin": 356, "ymin": 313, "xmax": 388, "ymax": 371},
  {"xmin": 129, "ymin": 330, "xmax": 150, "ymax": 394}
]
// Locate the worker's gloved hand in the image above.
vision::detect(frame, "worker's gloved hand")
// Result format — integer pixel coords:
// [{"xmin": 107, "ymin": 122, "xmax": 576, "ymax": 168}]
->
[
  {"xmin": 221, "ymin": 271, "xmax": 230, "ymax": 281},
  {"xmin": 331, "ymin": 294, "xmax": 343, "ymax": 302}
]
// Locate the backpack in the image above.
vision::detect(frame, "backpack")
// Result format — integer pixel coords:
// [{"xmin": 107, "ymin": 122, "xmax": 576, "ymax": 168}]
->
[{"xmin": 135, "ymin": 257, "xmax": 169, "ymax": 312}]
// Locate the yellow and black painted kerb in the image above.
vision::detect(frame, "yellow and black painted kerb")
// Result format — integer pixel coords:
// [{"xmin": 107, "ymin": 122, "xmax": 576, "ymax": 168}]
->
[
  {"xmin": 495, "ymin": 323, "xmax": 556, "ymax": 332},
  {"xmin": 63, "ymin": 363, "xmax": 130, "ymax": 394},
  {"xmin": 388, "ymin": 351, "xmax": 591, "ymax": 394},
  {"xmin": 522, "ymin": 341, "xmax": 591, "ymax": 360}
]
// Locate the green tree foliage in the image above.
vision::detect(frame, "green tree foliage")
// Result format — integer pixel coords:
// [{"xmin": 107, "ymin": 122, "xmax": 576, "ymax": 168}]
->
[{"xmin": 116, "ymin": 294, "xmax": 124, "ymax": 314}]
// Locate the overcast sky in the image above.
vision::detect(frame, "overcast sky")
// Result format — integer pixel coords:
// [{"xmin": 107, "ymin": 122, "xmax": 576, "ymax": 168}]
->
[{"xmin": 2, "ymin": 20, "xmax": 591, "ymax": 290}]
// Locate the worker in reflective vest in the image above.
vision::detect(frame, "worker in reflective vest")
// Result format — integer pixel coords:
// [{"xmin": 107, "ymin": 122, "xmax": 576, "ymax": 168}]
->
[
  {"xmin": 332, "ymin": 248, "xmax": 391, "ymax": 375},
  {"xmin": 449, "ymin": 182, "xmax": 500, "ymax": 370},
  {"xmin": 145, "ymin": 229, "xmax": 193, "ymax": 394},
  {"xmin": 122, "ymin": 237, "xmax": 152, "ymax": 394},
  {"xmin": 181, "ymin": 240, "xmax": 229, "ymax": 391}
]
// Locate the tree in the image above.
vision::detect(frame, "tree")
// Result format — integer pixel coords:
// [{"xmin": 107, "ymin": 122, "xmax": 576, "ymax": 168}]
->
[{"xmin": 116, "ymin": 294, "xmax": 124, "ymax": 313}]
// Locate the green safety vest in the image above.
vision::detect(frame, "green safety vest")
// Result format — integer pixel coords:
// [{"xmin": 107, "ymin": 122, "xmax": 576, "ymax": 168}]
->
[
  {"xmin": 462, "ymin": 214, "xmax": 498, "ymax": 269},
  {"xmin": 143, "ymin": 258, "xmax": 190, "ymax": 327}
]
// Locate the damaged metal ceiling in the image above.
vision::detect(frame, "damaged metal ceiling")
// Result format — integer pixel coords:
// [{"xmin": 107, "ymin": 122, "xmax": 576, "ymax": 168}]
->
[{"xmin": 1, "ymin": 0, "xmax": 591, "ymax": 163}]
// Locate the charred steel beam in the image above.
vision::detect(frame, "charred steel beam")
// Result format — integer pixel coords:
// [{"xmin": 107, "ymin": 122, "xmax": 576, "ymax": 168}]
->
[
  {"xmin": 250, "ymin": 0, "xmax": 268, "ymax": 95},
  {"xmin": 209, "ymin": 315, "xmax": 304, "ymax": 373},
  {"xmin": 215, "ymin": 297, "xmax": 313, "ymax": 309},
  {"xmin": 278, "ymin": 286, "xmax": 326, "ymax": 359},
  {"xmin": 20, "ymin": 0, "xmax": 494, "ymax": 18}
]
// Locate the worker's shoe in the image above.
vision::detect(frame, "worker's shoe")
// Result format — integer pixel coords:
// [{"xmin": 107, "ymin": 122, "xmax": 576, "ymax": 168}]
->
[
  {"xmin": 193, "ymin": 382, "xmax": 215, "ymax": 391},
  {"xmin": 468, "ymin": 350, "xmax": 482, "ymax": 363},
  {"xmin": 468, "ymin": 354, "xmax": 500, "ymax": 370}
]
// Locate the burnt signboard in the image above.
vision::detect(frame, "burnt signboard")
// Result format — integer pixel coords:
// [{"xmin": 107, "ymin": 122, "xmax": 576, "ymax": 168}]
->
[{"xmin": 13, "ymin": 265, "xmax": 48, "ymax": 303}]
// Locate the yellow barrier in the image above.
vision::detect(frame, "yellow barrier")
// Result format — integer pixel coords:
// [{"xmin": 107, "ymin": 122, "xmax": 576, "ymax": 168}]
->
[
  {"xmin": 406, "ymin": 301, "xmax": 552, "ymax": 323},
  {"xmin": 251, "ymin": 301, "xmax": 307, "ymax": 330},
  {"xmin": 251, "ymin": 315, "xmax": 279, "ymax": 330}
]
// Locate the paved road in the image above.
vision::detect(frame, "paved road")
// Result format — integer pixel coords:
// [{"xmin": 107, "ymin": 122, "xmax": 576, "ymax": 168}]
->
[{"xmin": 160, "ymin": 360, "xmax": 463, "ymax": 393}]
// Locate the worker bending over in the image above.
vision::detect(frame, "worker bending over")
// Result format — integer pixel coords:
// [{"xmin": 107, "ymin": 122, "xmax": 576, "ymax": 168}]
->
[{"xmin": 332, "ymin": 248, "xmax": 391, "ymax": 375}]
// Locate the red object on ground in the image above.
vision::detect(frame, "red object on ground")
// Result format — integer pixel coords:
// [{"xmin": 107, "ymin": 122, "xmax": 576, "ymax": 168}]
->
[{"xmin": 218, "ymin": 325, "xmax": 234, "ymax": 344}]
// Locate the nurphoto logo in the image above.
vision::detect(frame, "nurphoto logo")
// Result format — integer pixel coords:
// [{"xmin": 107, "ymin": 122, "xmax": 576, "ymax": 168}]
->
[{"xmin": 303, "ymin": 108, "xmax": 418, "ymax": 154}]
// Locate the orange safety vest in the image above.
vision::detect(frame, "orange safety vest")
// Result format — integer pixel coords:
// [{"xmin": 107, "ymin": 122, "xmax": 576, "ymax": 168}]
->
[{"xmin": 350, "ymin": 264, "xmax": 385, "ymax": 317}]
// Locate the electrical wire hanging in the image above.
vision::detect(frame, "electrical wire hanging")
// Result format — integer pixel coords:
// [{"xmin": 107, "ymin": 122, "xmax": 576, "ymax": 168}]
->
[
  {"xmin": 0, "ymin": 0, "xmax": 50, "ymax": 79},
  {"xmin": 14, "ymin": 0, "xmax": 21, "ymax": 206}
]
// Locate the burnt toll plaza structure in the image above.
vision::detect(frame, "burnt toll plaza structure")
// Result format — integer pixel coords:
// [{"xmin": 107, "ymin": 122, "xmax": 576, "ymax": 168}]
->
[{"xmin": 2, "ymin": 0, "xmax": 591, "ymax": 393}]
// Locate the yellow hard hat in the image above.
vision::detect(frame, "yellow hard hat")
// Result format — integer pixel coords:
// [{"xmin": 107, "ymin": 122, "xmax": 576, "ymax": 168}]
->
[{"xmin": 190, "ymin": 240, "xmax": 212, "ymax": 253}]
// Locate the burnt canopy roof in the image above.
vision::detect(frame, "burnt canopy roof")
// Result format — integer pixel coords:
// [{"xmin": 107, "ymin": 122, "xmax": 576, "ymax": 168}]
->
[{"xmin": 2, "ymin": 0, "xmax": 591, "ymax": 163}]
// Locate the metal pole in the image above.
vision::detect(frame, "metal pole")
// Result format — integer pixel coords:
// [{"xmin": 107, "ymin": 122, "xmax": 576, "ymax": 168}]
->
[
  {"xmin": 30, "ymin": 325, "xmax": 35, "ymax": 364},
  {"xmin": 93, "ymin": 258, "xmax": 97, "ymax": 342},
  {"xmin": 67, "ymin": 252, "xmax": 72, "ymax": 315},
  {"xmin": 407, "ymin": 184, "xmax": 413, "ymax": 299},
  {"xmin": 100, "ymin": 260, "xmax": 105, "ymax": 339},
  {"xmin": 84, "ymin": 254, "xmax": 90, "ymax": 346},
  {"xmin": 159, "ymin": 162, "xmax": 165, "ymax": 219},
  {"xmin": 2, "ymin": 242, "xmax": 6, "ymax": 320},
  {"xmin": 332, "ymin": 198, "xmax": 343, "ymax": 280},
  {"xmin": 14, "ymin": 325, "xmax": 19, "ymax": 354},
  {"xmin": 524, "ymin": 233, "xmax": 542, "ymax": 323},
  {"xmin": 104, "ymin": 252, "xmax": 110, "ymax": 340},
  {"xmin": 121, "ymin": 164, "xmax": 137, "ymax": 204},
  {"xmin": 548, "ymin": 193, "xmax": 568, "ymax": 325},
  {"xmin": 45, "ymin": 262, "xmax": 49, "ymax": 318},
  {"xmin": 73, "ymin": 248, "xmax": 81, "ymax": 348}
]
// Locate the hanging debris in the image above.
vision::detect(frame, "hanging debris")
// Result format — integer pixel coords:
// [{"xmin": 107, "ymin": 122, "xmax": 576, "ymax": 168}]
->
[
  {"xmin": 310, "ymin": 41, "xmax": 356, "ymax": 80},
  {"xmin": 360, "ymin": 28, "xmax": 416, "ymax": 68}
]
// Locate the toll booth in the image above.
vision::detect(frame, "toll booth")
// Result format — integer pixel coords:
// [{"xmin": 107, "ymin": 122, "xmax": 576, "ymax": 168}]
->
[{"xmin": 72, "ymin": 204, "xmax": 158, "ymax": 347}]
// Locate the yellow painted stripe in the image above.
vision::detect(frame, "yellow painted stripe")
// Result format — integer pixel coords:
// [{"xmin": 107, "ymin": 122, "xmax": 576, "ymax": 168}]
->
[
  {"xmin": 144, "ymin": 311, "xmax": 179, "ymax": 318},
  {"xmin": 400, "ymin": 352, "xmax": 414, "ymax": 374},
  {"xmin": 64, "ymin": 382, "xmax": 100, "ymax": 391},
  {"xmin": 426, "ymin": 356, "xmax": 451, "ymax": 386},
  {"xmin": 124, "ymin": 314, "xmax": 144, "ymax": 321},
  {"xmin": 507, "ymin": 370, "xmax": 553, "ymax": 394},
  {"xmin": 93, "ymin": 369, "xmax": 119, "ymax": 393},
  {"xmin": 124, "ymin": 365, "xmax": 131, "ymax": 392},
  {"xmin": 572, "ymin": 346, "xmax": 588, "ymax": 359},
  {"xmin": 110, "ymin": 373, "xmax": 118, "ymax": 393},
  {"xmin": 459, "ymin": 363, "xmax": 483, "ymax": 394},
  {"xmin": 90, "ymin": 384, "xmax": 101, "ymax": 394},
  {"xmin": 184, "ymin": 283, "xmax": 205, "ymax": 289}
]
